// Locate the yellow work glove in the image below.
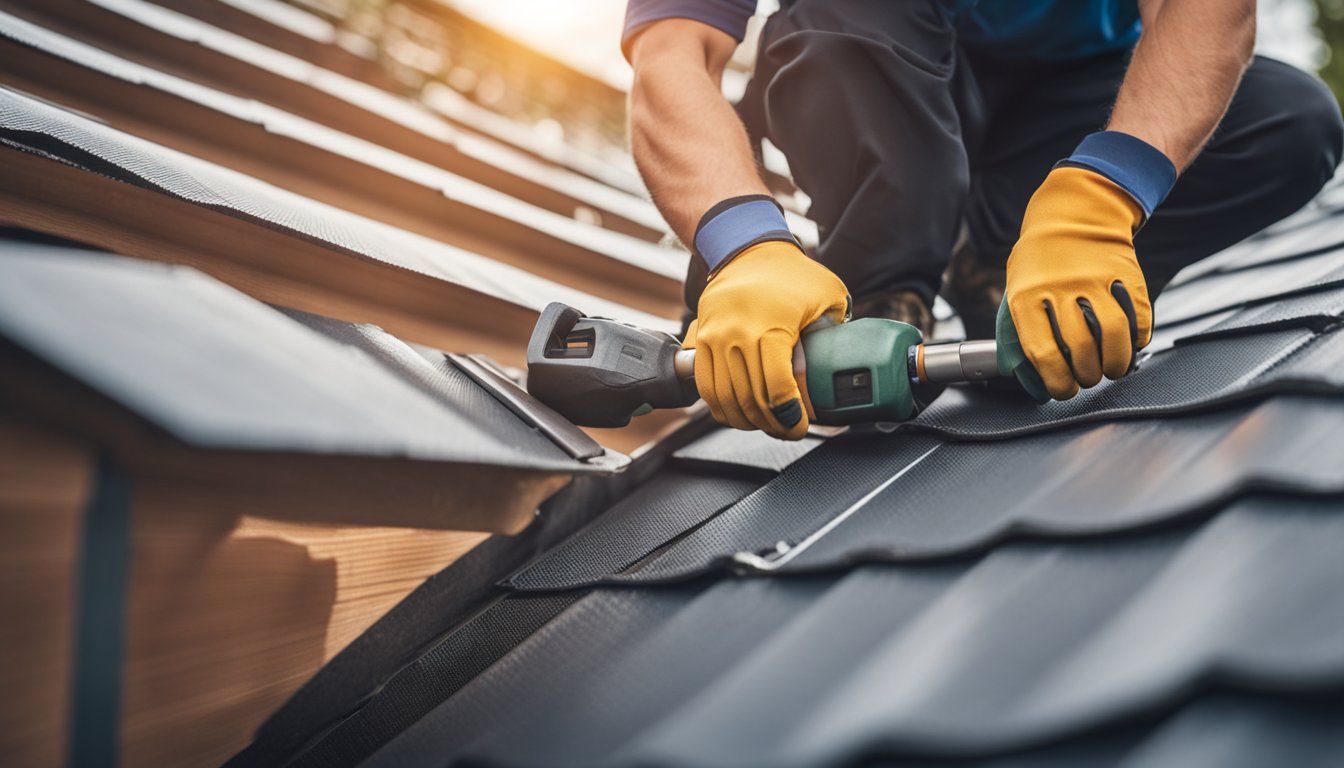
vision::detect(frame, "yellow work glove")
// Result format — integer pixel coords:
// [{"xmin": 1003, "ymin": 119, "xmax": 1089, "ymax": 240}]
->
[
  {"xmin": 688, "ymin": 241, "xmax": 849, "ymax": 440},
  {"xmin": 1004, "ymin": 166, "xmax": 1152, "ymax": 401}
]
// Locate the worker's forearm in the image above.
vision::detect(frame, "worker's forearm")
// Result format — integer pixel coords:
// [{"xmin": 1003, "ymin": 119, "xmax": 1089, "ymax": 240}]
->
[
  {"xmin": 628, "ymin": 24, "xmax": 770, "ymax": 246},
  {"xmin": 1108, "ymin": 0, "xmax": 1255, "ymax": 171}
]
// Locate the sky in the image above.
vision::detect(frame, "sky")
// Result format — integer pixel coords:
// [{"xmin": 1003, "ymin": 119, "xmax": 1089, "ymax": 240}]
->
[
  {"xmin": 447, "ymin": 0, "xmax": 632, "ymax": 88},
  {"xmin": 447, "ymin": 0, "xmax": 1326, "ymax": 91}
]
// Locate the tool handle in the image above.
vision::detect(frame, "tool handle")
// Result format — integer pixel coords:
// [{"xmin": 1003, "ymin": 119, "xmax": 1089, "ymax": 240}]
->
[{"xmin": 668, "ymin": 320, "xmax": 922, "ymax": 426}]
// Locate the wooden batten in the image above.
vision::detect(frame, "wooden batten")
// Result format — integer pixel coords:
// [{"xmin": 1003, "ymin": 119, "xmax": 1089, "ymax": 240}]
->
[
  {"xmin": 2, "ymin": 0, "xmax": 665, "ymax": 243},
  {"xmin": 0, "ymin": 40, "xmax": 681, "ymax": 318},
  {"xmin": 0, "ymin": 419, "xmax": 92, "ymax": 768}
]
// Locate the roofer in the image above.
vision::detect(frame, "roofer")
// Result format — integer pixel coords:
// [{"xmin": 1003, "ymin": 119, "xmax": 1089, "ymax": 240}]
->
[{"xmin": 622, "ymin": 0, "xmax": 1343, "ymax": 439}]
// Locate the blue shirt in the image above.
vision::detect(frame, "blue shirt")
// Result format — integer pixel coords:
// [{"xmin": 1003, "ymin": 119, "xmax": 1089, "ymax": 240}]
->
[{"xmin": 623, "ymin": 0, "xmax": 1142, "ymax": 61}]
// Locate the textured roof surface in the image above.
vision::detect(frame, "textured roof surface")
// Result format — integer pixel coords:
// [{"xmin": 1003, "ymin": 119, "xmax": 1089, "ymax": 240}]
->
[
  {"xmin": 266, "ymin": 179, "xmax": 1344, "ymax": 766},
  {"xmin": 0, "ymin": 9, "xmax": 677, "ymax": 269},
  {"xmin": 0, "ymin": 86, "xmax": 675, "ymax": 332},
  {"xmin": 0, "ymin": 241, "xmax": 620, "ymax": 470}
]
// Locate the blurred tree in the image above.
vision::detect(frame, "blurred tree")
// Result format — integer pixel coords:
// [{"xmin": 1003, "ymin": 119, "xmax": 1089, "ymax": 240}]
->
[{"xmin": 1315, "ymin": 0, "xmax": 1344, "ymax": 102}]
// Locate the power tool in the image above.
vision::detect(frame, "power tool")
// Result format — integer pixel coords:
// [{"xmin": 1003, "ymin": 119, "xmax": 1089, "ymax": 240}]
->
[{"xmin": 526, "ymin": 302, "xmax": 1047, "ymax": 428}]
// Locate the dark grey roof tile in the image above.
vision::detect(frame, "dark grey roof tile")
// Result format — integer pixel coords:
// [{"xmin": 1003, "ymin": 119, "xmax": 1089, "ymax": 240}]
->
[
  {"xmin": 904, "ymin": 326, "xmax": 1336, "ymax": 440},
  {"xmin": 1165, "ymin": 211, "xmax": 1344, "ymax": 288},
  {"xmin": 0, "ymin": 243, "xmax": 615, "ymax": 469},
  {"xmin": 879, "ymin": 693, "xmax": 1344, "ymax": 768},
  {"xmin": 506, "ymin": 470, "xmax": 762, "ymax": 590},
  {"xmin": 508, "ymin": 434, "xmax": 942, "ymax": 589},
  {"xmin": 511, "ymin": 393, "xmax": 1344, "ymax": 585},
  {"xmin": 671, "ymin": 427, "xmax": 825, "ymax": 475},
  {"xmin": 1154, "ymin": 247, "xmax": 1344, "ymax": 326},
  {"xmin": 359, "ymin": 498, "xmax": 1344, "ymax": 768},
  {"xmin": 781, "ymin": 396, "xmax": 1344, "ymax": 571},
  {"xmin": 1170, "ymin": 283, "xmax": 1344, "ymax": 344}
]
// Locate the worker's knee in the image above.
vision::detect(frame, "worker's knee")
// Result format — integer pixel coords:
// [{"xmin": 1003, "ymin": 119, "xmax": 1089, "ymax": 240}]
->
[{"xmin": 1258, "ymin": 66, "xmax": 1343, "ymax": 206}]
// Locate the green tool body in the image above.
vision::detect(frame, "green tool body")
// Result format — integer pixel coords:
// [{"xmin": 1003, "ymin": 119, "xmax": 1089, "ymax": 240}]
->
[{"xmin": 527, "ymin": 302, "xmax": 1045, "ymax": 429}]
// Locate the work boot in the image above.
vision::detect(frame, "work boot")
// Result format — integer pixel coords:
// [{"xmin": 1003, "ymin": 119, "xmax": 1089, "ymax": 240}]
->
[
  {"xmin": 850, "ymin": 289, "xmax": 935, "ymax": 337},
  {"xmin": 942, "ymin": 239, "xmax": 1005, "ymax": 340}
]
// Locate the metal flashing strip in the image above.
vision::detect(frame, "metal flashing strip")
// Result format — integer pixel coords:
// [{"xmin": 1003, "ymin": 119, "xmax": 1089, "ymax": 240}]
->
[
  {"xmin": 506, "ymin": 434, "xmax": 942, "ymax": 590},
  {"xmin": 729, "ymin": 444, "xmax": 941, "ymax": 572},
  {"xmin": 446, "ymin": 353, "xmax": 616, "ymax": 465}
]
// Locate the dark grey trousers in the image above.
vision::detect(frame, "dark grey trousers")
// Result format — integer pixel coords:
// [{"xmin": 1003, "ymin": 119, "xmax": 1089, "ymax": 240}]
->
[{"xmin": 737, "ymin": 0, "xmax": 1343, "ymax": 317}]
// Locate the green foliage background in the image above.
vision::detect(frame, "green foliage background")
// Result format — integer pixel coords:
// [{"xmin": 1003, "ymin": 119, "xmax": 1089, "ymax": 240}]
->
[{"xmin": 1315, "ymin": 0, "xmax": 1344, "ymax": 104}]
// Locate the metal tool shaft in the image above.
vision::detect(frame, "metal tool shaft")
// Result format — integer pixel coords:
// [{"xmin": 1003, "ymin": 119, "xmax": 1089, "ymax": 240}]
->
[
  {"xmin": 915, "ymin": 340, "xmax": 1000, "ymax": 384},
  {"xmin": 674, "ymin": 348, "xmax": 695, "ymax": 379}
]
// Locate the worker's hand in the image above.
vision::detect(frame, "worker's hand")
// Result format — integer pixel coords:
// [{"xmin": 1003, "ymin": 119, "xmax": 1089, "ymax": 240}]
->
[
  {"xmin": 691, "ymin": 241, "xmax": 849, "ymax": 439},
  {"xmin": 1003, "ymin": 166, "xmax": 1152, "ymax": 401}
]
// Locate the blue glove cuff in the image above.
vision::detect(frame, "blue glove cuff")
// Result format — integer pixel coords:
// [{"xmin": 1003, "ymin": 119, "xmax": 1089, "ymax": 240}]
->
[
  {"xmin": 1058, "ymin": 131, "xmax": 1178, "ymax": 219},
  {"xmin": 693, "ymin": 195, "xmax": 799, "ymax": 273}
]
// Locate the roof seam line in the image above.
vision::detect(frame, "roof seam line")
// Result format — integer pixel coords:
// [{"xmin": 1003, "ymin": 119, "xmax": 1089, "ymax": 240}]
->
[{"xmin": 731, "ymin": 443, "xmax": 942, "ymax": 573}]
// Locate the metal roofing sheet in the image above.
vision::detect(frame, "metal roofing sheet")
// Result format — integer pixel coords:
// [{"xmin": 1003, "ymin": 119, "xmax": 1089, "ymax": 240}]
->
[
  {"xmin": 505, "ymin": 395, "xmax": 1344, "ymax": 586},
  {"xmin": 670, "ymin": 427, "xmax": 825, "ymax": 475},
  {"xmin": 1166, "ymin": 209, "xmax": 1344, "ymax": 287},
  {"xmin": 1170, "ymin": 282, "xmax": 1344, "ymax": 343},
  {"xmin": 360, "ymin": 498, "xmax": 1344, "ymax": 768},
  {"xmin": 507, "ymin": 471, "xmax": 762, "ymax": 591},
  {"xmin": 1154, "ymin": 245, "xmax": 1344, "ymax": 325},
  {"xmin": 904, "ymin": 325, "xmax": 1341, "ymax": 440},
  {"xmin": 0, "ymin": 87, "xmax": 677, "ymax": 334},
  {"xmin": 0, "ymin": 243, "xmax": 619, "ymax": 469}
]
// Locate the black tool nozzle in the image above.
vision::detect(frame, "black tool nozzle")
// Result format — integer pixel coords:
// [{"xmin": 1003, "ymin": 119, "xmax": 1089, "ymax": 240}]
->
[{"xmin": 526, "ymin": 303, "xmax": 698, "ymax": 428}]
